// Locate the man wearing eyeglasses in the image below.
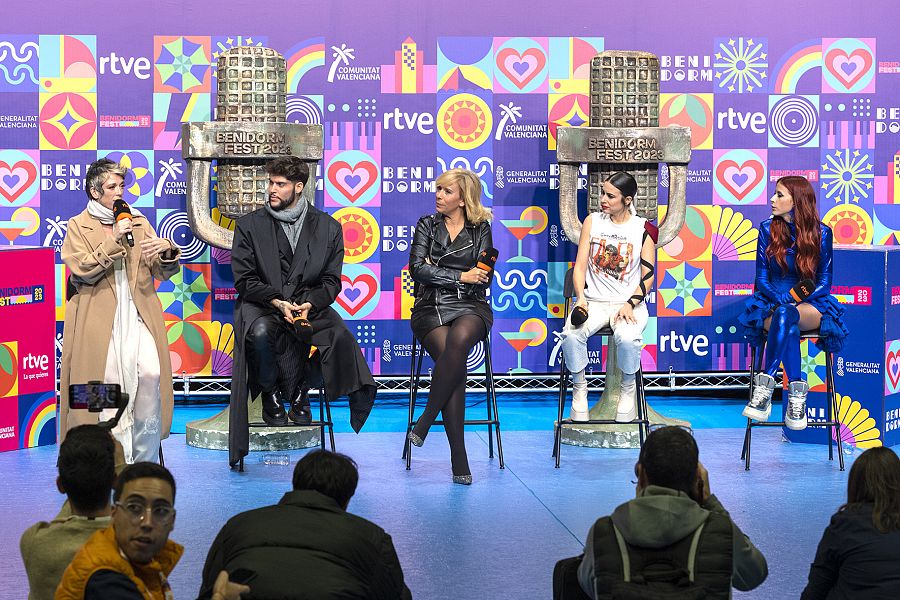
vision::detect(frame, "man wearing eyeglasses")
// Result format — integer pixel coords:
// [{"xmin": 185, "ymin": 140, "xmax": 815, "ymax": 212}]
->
[{"xmin": 55, "ymin": 463, "xmax": 248, "ymax": 600}]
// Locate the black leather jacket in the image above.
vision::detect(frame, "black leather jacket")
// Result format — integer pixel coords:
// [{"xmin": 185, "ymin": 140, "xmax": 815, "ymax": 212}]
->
[{"xmin": 409, "ymin": 213, "xmax": 493, "ymax": 304}]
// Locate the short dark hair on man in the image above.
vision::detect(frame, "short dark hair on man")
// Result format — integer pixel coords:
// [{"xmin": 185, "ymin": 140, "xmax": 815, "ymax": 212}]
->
[
  {"xmin": 113, "ymin": 462, "xmax": 176, "ymax": 503},
  {"xmin": 638, "ymin": 426, "xmax": 699, "ymax": 496},
  {"xmin": 292, "ymin": 450, "xmax": 359, "ymax": 509},
  {"xmin": 58, "ymin": 425, "xmax": 116, "ymax": 512},
  {"xmin": 266, "ymin": 156, "xmax": 310, "ymax": 186}
]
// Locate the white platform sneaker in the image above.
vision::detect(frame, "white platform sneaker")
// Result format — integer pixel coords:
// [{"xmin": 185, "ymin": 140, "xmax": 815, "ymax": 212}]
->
[
  {"xmin": 785, "ymin": 380, "xmax": 809, "ymax": 430},
  {"xmin": 743, "ymin": 373, "xmax": 775, "ymax": 421},
  {"xmin": 570, "ymin": 381, "xmax": 589, "ymax": 421}
]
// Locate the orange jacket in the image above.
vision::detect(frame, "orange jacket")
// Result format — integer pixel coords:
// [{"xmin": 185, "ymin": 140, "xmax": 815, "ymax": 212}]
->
[{"xmin": 55, "ymin": 524, "xmax": 183, "ymax": 600}]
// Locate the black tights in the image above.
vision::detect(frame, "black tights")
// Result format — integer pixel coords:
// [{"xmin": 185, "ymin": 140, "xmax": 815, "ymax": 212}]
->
[{"xmin": 412, "ymin": 315, "xmax": 486, "ymax": 477}]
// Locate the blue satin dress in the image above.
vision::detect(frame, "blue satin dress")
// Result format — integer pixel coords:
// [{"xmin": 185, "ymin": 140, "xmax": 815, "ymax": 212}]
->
[{"xmin": 738, "ymin": 218, "xmax": 849, "ymax": 352}]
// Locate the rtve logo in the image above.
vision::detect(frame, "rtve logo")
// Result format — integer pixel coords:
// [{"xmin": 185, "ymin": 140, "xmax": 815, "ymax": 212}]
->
[
  {"xmin": 382, "ymin": 108, "xmax": 434, "ymax": 134},
  {"xmin": 98, "ymin": 52, "xmax": 152, "ymax": 80},
  {"xmin": 659, "ymin": 330, "xmax": 710, "ymax": 356},
  {"xmin": 716, "ymin": 108, "xmax": 766, "ymax": 134}
]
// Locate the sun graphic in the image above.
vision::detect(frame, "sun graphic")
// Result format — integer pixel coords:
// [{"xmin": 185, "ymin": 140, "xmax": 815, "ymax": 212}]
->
[
  {"xmin": 714, "ymin": 38, "xmax": 768, "ymax": 93},
  {"xmin": 333, "ymin": 207, "xmax": 379, "ymax": 264},
  {"xmin": 822, "ymin": 203, "xmax": 873, "ymax": 245},
  {"xmin": 437, "ymin": 93, "xmax": 492, "ymax": 150},
  {"xmin": 820, "ymin": 149, "xmax": 874, "ymax": 205}
]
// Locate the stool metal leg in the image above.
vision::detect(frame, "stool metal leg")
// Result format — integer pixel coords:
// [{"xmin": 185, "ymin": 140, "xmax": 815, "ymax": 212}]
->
[
  {"xmin": 323, "ymin": 391, "xmax": 335, "ymax": 451},
  {"xmin": 484, "ymin": 340, "xmax": 504, "ymax": 468},
  {"xmin": 406, "ymin": 338, "xmax": 424, "ymax": 471},
  {"xmin": 636, "ymin": 367, "xmax": 647, "ymax": 446},
  {"xmin": 317, "ymin": 389, "xmax": 326, "ymax": 450},
  {"xmin": 485, "ymin": 339, "xmax": 494, "ymax": 460},
  {"xmin": 826, "ymin": 351, "xmax": 845, "ymax": 471},
  {"xmin": 403, "ymin": 336, "xmax": 419, "ymax": 463},
  {"xmin": 554, "ymin": 359, "xmax": 568, "ymax": 468}
]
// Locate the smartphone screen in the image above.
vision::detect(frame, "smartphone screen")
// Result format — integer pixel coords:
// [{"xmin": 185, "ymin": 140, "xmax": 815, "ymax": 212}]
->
[{"xmin": 69, "ymin": 383, "xmax": 122, "ymax": 412}]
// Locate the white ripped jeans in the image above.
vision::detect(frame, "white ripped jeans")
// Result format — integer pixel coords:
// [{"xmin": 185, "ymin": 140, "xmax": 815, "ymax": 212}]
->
[{"xmin": 560, "ymin": 300, "xmax": 648, "ymax": 381}]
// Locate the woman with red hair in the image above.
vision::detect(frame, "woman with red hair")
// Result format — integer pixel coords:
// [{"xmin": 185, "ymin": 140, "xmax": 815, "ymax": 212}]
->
[{"xmin": 739, "ymin": 176, "xmax": 848, "ymax": 430}]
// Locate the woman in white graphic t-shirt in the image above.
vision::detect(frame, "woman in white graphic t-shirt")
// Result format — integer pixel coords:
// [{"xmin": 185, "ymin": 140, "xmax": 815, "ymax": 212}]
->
[{"xmin": 561, "ymin": 171, "xmax": 657, "ymax": 422}]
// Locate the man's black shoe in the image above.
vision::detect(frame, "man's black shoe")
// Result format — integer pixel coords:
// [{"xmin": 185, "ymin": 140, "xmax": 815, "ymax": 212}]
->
[
  {"xmin": 261, "ymin": 390, "xmax": 288, "ymax": 426},
  {"xmin": 288, "ymin": 390, "xmax": 313, "ymax": 426}
]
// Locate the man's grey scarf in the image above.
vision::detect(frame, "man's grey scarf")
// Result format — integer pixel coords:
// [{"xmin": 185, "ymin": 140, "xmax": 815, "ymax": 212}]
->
[{"xmin": 265, "ymin": 198, "xmax": 309, "ymax": 250}]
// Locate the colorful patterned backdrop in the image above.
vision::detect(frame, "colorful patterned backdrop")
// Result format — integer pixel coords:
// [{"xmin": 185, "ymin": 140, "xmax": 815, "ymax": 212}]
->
[{"xmin": 2, "ymin": 1, "xmax": 900, "ymax": 379}]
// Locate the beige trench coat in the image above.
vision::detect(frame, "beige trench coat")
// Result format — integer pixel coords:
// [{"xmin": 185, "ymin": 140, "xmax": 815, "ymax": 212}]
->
[{"xmin": 58, "ymin": 209, "xmax": 181, "ymax": 441}]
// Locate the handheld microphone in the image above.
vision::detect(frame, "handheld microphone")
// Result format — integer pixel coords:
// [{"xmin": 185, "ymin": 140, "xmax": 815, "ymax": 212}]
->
[
  {"xmin": 113, "ymin": 199, "xmax": 134, "ymax": 247},
  {"xmin": 477, "ymin": 247, "xmax": 499, "ymax": 273},
  {"xmin": 291, "ymin": 310, "xmax": 313, "ymax": 344},
  {"xmin": 789, "ymin": 278, "xmax": 815, "ymax": 303},
  {"xmin": 570, "ymin": 305, "xmax": 589, "ymax": 328}
]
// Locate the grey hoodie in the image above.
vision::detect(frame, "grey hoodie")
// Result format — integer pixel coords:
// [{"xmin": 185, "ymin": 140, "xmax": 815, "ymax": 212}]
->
[{"xmin": 578, "ymin": 485, "xmax": 768, "ymax": 597}]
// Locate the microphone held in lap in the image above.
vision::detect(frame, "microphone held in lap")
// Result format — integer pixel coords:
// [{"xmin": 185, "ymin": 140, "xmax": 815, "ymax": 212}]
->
[
  {"xmin": 477, "ymin": 247, "xmax": 499, "ymax": 273},
  {"xmin": 789, "ymin": 278, "xmax": 815, "ymax": 303}
]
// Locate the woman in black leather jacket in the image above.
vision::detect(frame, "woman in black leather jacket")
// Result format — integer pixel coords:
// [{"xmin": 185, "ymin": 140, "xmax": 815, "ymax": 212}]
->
[{"xmin": 407, "ymin": 168, "xmax": 494, "ymax": 485}]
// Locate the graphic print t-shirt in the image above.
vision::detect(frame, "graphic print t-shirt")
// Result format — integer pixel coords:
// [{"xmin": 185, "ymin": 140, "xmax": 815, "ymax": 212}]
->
[{"xmin": 584, "ymin": 212, "xmax": 647, "ymax": 303}]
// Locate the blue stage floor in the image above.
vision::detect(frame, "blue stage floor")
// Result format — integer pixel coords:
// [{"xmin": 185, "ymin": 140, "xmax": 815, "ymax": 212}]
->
[{"xmin": 2, "ymin": 394, "xmax": 877, "ymax": 599}]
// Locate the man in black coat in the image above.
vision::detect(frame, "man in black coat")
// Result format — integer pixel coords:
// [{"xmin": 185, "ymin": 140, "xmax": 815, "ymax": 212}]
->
[
  {"xmin": 199, "ymin": 450, "xmax": 412, "ymax": 599},
  {"xmin": 229, "ymin": 156, "xmax": 376, "ymax": 467}
]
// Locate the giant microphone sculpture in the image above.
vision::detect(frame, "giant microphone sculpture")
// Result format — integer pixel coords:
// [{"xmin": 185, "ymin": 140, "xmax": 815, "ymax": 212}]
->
[
  {"xmin": 555, "ymin": 50, "xmax": 693, "ymax": 449},
  {"xmin": 182, "ymin": 46, "xmax": 324, "ymax": 453}
]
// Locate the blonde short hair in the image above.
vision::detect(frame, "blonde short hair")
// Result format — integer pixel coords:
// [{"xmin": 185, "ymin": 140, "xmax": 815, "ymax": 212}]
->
[{"xmin": 435, "ymin": 168, "xmax": 493, "ymax": 225}]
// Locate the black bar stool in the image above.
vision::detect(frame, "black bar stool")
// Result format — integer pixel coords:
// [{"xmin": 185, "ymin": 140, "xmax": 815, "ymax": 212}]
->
[
  {"xmin": 553, "ymin": 268, "xmax": 649, "ymax": 468},
  {"xmin": 402, "ymin": 333, "xmax": 504, "ymax": 470},
  {"xmin": 238, "ymin": 349, "xmax": 335, "ymax": 472},
  {"xmin": 740, "ymin": 331, "xmax": 844, "ymax": 471}
]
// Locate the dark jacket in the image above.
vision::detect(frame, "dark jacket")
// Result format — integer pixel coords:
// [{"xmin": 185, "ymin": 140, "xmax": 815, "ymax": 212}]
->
[
  {"xmin": 229, "ymin": 205, "xmax": 376, "ymax": 465},
  {"xmin": 199, "ymin": 490, "xmax": 412, "ymax": 600},
  {"xmin": 578, "ymin": 486, "xmax": 768, "ymax": 599},
  {"xmin": 801, "ymin": 504, "xmax": 900, "ymax": 600},
  {"xmin": 408, "ymin": 213, "xmax": 493, "ymax": 340}
]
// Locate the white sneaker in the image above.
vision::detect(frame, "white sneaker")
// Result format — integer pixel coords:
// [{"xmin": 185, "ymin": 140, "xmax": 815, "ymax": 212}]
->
[
  {"xmin": 616, "ymin": 380, "xmax": 637, "ymax": 423},
  {"xmin": 785, "ymin": 380, "xmax": 809, "ymax": 430},
  {"xmin": 743, "ymin": 373, "xmax": 775, "ymax": 421},
  {"xmin": 570, "ymin": 381, "xmax": 589, "ymax": 421}
]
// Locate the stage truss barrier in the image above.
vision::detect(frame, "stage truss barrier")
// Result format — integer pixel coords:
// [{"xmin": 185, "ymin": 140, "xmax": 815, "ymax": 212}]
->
[{"xmin": 171, "ymin": 369, "xmax": 751, "ymax": 401}]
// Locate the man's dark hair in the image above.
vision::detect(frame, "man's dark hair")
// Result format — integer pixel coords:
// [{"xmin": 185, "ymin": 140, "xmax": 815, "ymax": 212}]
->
[
  {"xmin": 637, "ymin": 426, "xmax": 699, "ymax": 496},
  {"xmin": 113, "ymin": 462, "xmax": 176, "ymax": 503},
  {"xmin": 292, "ymin": 450, "xmax": 359, "ymax": 509},
  {"xmin": 266, "ymin": 156, "xmax": 310, "ymax": 185},
  {"xmin": 58, "ymin": 425, "xmax": 116, "ymax": 512}
]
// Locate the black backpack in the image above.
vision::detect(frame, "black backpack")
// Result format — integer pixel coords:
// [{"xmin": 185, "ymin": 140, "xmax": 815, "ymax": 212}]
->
[{"xmin": 607, "ymin": 519, "xmax": 709, "ymax": 600}]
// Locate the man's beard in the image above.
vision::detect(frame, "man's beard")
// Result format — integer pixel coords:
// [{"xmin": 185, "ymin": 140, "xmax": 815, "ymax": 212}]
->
[{"xmin": 269, "ymin": 193, "xmax": 297, "ymax": 211}]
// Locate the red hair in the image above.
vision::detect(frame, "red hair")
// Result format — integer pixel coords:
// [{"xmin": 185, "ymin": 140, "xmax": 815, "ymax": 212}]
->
[{"xmin": 767, "ymin": 176, "xmax": 821, "ymax": 280}]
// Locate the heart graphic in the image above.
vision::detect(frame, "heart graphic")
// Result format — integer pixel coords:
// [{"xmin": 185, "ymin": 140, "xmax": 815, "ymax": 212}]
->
[
  {"xmin": 0, "ymin": 160, "xmax": 38, "ymax": 204},
  {"xmin": 496, "ymin": 47, "xmax": 546, "ymax": 90},
  {"xmin": 336, "ymin": 273, "xmax": 377, "ymax": 315},
  {"xmin": 716, "ymin": 159, "xmax": 764, "ymax": 201},
  {"xmin": 888, "ymin": 350, "xmax": 900, "ymax": 389},
  {"xmin": 825, "ymin": 48, "xmax": 873, "ymax": 89},
  {"xmin": 327, "ymin": 160, "xmax": 378, "ymax": 202}
]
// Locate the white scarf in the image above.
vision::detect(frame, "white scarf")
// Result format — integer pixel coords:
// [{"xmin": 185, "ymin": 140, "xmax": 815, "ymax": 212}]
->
[{"xmin": 86, "ymin": 199, "xmax": 144, "ymax": 440}]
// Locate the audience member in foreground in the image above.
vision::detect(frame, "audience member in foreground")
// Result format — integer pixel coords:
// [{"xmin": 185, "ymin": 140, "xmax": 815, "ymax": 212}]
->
[
  {"xmin": 200, "ymin": 449, "xmax": 412, "ymax": 599},
  {"xmin": 801, "ymin": 446, "xmax": 900, "ymax": 599},
  {"xmin": 21, "ymin": 425, "xmax": 116, "ymax": 600},
  {"xmin": 55, "ymin": 462, "xmax": 247, "ymax": 599},
  {"xmin": 574, "ymin": 426, "xmax": 768, "ymax": 598}
]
